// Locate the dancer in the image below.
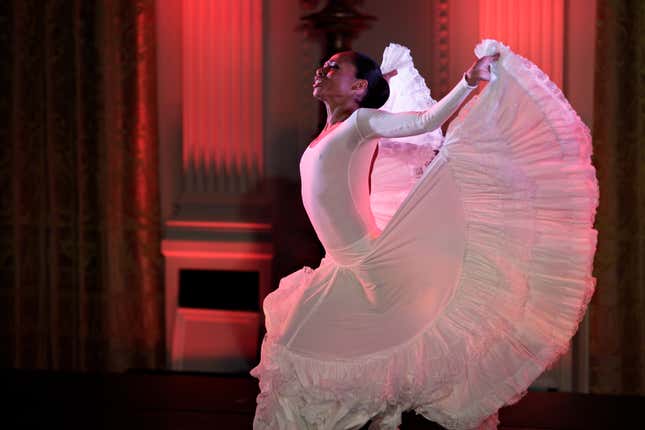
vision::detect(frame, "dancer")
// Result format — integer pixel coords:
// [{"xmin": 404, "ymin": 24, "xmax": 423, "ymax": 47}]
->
[{"xmin": 251, "ymin": 40, "xmax": 598, "ymax": 430}]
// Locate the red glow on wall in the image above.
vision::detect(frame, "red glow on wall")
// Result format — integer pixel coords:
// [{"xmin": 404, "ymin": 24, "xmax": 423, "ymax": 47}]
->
[
  {"xmin": 162, "ymin": 239, "xmax": 273, "ymax": 370},
  {"xmin": 479, "ymin": 0, "xmax": 564, "ymax": 88},
  {"xmin": 183, "ymin": 0, "xmax": 263, "ymax": 193},
  {"xmin": 171, "ymin": 308, "xmax": 260, "ymax": 373}
]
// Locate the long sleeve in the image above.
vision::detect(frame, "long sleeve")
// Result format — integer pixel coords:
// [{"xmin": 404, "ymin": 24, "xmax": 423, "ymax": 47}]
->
[{"xmin": 355, "ymin": 76, "xmax": 477, "ymax": 140}]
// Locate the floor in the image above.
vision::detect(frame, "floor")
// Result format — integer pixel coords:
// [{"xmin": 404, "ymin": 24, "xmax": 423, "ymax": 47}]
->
[{"xmin": 4, "ymin": 369, "xmax": 643, "ymax": 429}]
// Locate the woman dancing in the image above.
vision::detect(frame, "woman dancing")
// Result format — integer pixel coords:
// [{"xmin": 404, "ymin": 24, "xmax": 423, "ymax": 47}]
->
[{"xmin": 251, "ymin": 40, "xmax": 598, "ymax": 430}]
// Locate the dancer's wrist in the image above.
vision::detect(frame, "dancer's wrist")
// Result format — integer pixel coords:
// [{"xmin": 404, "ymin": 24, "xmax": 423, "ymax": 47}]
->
[{"xmin": 463, "ymin": 72, "xmax": 478, "ymax": 88}]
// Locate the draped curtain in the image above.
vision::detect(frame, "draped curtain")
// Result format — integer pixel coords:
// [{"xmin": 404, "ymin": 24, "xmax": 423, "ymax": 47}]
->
[
  {"xmin": 0, "ymin": 0, "xmax": 164, "ymax": 371},
  {"xmin": 591, "ymin": 0, "xmax": 645, "ymax": 395}
]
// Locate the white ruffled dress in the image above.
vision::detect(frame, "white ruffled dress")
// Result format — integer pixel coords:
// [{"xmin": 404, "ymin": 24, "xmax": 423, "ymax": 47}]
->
[{"xmin": 250, "ymin": 40, "xmax": 598, "ymax": 430}]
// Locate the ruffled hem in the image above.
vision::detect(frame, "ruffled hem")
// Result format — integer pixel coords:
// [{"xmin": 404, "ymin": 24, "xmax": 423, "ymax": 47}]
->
[
  {"xmin": 380, "ymin": 42, "xmax": 437, "ymax": 113},
  {"xmin": 251, "ymin": 39, "xmax": 598, "ymax": 430},
  {"xmin": 411, "ymin": 38, "xmax": 598, "ymax": 427},
  {"xmin": 379, "ymin": 42, "xmax": 444, "ymax": 149},
  {"xmin": 371, "ymin": 42, "xmax": 444, "ymax": 231}
]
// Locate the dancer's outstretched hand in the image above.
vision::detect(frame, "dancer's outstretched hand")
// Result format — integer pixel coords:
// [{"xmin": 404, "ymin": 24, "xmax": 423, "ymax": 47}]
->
[{"xmin": 465, "ymin": 53, "xmax": 500, "ymax": 86}]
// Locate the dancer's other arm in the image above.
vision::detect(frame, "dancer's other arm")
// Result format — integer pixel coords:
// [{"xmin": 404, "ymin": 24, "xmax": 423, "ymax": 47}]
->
[{"xmin": 356, "ymin": 54, "xmax": 499, "ymax": 140}]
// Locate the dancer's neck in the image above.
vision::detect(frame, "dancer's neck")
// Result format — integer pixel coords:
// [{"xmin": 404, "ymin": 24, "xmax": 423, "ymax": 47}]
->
[{"xmin": 323, "ymin": 99, "xmax": 359, "ymax": 129}]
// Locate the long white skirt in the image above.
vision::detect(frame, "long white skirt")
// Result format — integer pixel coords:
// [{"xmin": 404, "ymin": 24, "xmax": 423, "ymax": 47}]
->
[{"xmin": 251, "ymin": 40, "xmax": 598, "ymax": 430}]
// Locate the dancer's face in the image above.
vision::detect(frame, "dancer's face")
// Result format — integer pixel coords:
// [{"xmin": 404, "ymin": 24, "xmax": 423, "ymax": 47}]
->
[{"xmin": 312, "ymin": 52, "xmax": 367, "ymax": 102}]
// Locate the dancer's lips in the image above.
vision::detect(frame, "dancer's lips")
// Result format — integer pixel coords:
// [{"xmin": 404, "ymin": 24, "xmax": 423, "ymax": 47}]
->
[{"xmin": 313, "ymin": 79, "xmax": 323, "ymax": 88}]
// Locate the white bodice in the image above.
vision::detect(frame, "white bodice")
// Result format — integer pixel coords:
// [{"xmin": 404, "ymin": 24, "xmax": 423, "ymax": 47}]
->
[{"xmin": 299, "ymin": 77, "xmax": 476, "ymax": 252}]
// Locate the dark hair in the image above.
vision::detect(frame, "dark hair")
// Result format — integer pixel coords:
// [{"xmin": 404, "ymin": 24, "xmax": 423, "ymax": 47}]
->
[{"xmin": 350, "ymin": 51, "xmax": 390, "ymax": 109}]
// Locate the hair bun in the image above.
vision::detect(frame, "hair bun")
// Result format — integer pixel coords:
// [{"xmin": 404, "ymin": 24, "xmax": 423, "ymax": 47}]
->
[
  {"xmin": 361, "ymin": 75, "xmax": 390, "ymax": 109},
  {"xmin": 351, "ymin": 52, "xmax": 390, "ymax": 109}
]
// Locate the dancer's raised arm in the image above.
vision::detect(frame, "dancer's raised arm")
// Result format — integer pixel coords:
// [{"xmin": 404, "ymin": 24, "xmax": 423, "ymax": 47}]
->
[
  {"xmin": 355, "ymin": 76, "xmax": 476, "ymax": 139},
  {"xmin": 356, "ymin": 52, "xmax": 500, "ymax": 140}
]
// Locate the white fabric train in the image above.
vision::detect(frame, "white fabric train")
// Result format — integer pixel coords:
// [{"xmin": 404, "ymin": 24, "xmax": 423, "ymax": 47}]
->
[
  {"xmin": 371, "ymin": 43, "xmax": 445, "ymax": 230},
  {"xmin": 251, "ymin": 39, "xmax": 599, "ymax": 430}
]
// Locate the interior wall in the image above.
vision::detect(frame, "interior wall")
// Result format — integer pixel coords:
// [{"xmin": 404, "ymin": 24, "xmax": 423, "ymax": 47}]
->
[
  {"xmin": 564, "ymin": 0, "xmax": 596, "ymax": 393},
  {"xmin": 156, "ymin": 0, "xmax": 183, "ymax": 224},
  {"xmin": 263, "ymin": 2, "xmax": 320, "ymax": 182},
  {"xmin": 157, "ymin": 0, "xmax": 597, "ymax": 223},
  {"xmin": 564, "ymin": 0, "xmax": 596, "ymax": 128},
  {"xmin": 353, "ymin": 1, "xmax": 435, "ymax": 90},
  {"xmin": 448, "ymin": 0, "xmax": 481, "ymax": 89}
]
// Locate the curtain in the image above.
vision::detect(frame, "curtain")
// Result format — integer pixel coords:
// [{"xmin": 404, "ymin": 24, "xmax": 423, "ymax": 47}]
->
[
  {"xmin": 590, "ymin": 0, "xmax": 645, "ymax": 395},
  {"xmin": 0, "ymin": 0, "xmax": 164, "ymax": 371}
]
